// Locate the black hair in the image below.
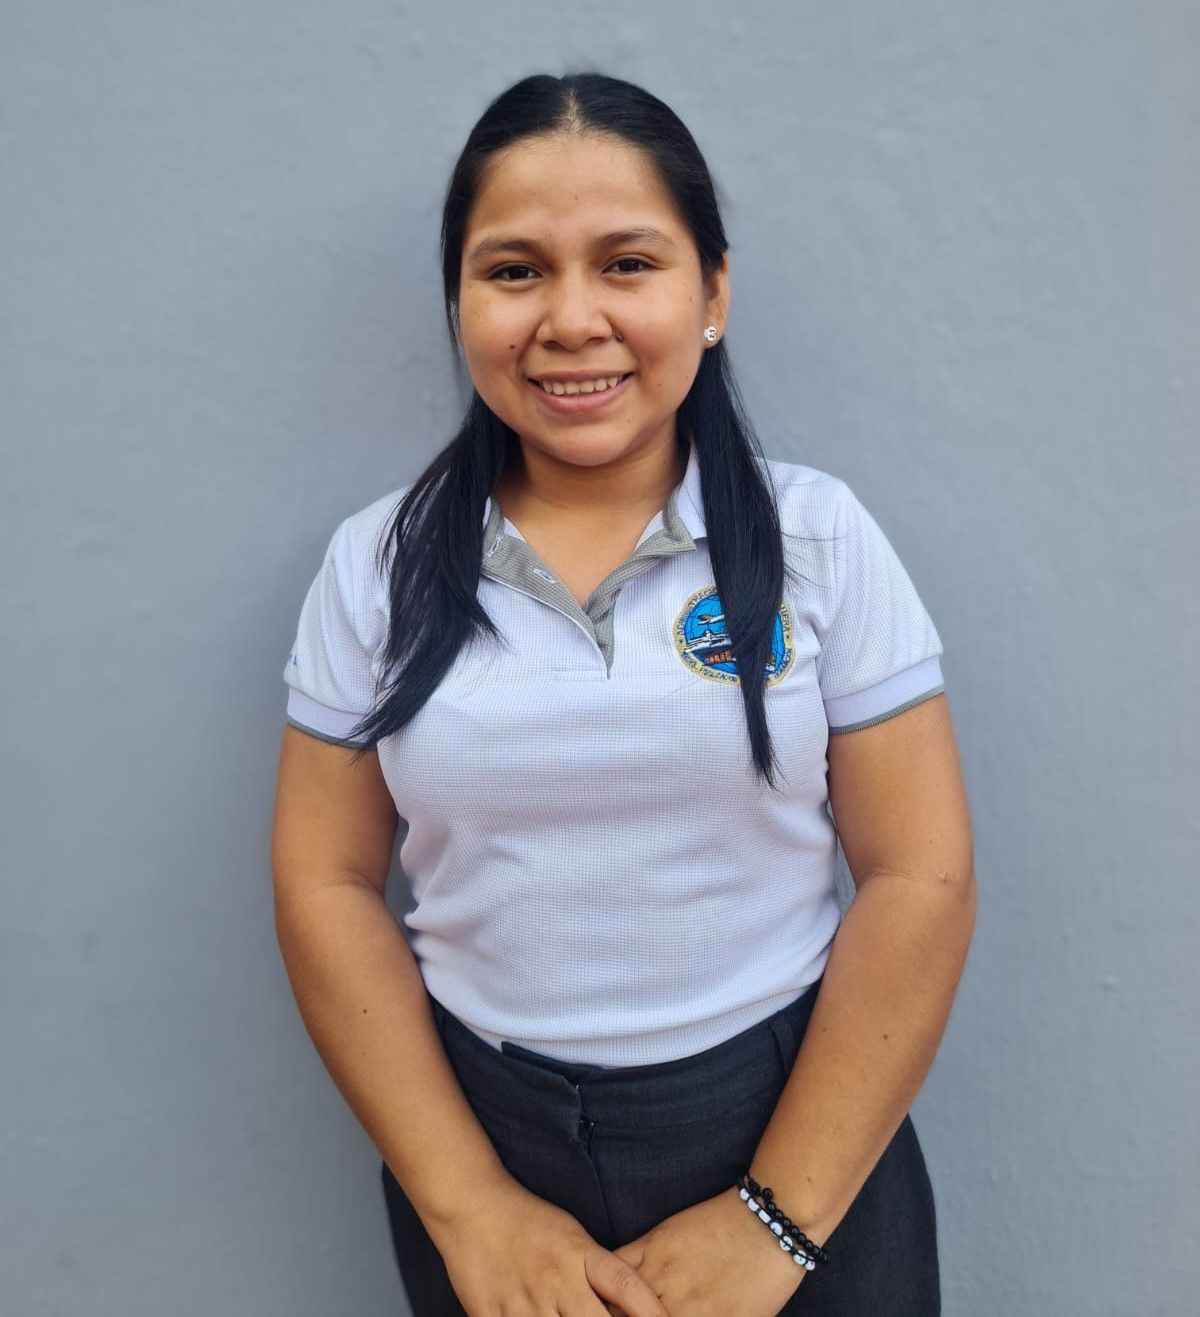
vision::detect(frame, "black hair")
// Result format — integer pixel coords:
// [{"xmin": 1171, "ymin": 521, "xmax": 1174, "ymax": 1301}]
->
[{"xmin": 346, "ymin": 71, "xmax": 826, "ymax": 793}]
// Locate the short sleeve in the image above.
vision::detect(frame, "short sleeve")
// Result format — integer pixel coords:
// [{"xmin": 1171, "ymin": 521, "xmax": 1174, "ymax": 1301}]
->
[
  {"xmin": 282, "ymin": 516, "xmax": 380, "ymax": 747},
  {"xmin": 815, "ymin": 479, "xmax": 946, "ymax": 734}
]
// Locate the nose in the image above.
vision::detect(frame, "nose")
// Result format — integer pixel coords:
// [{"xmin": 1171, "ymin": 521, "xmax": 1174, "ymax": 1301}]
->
[{"xmin": 536, "ymin": 270, "xmax": 614, "ymax": 350}]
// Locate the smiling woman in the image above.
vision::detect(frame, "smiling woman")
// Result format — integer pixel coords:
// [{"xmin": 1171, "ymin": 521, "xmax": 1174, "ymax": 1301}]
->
[
  {"xmin": 272, "ymin": 69, "xmax": 971, "ymax": 1317},
  {"xmin": 456, "ymin": 131, "xmax": 727, "ymax": 484}
]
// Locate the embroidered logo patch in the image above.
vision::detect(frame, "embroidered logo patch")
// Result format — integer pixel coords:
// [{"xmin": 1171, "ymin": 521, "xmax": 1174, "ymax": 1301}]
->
[{"xmin": 672, "ymin": 587, "xmax": 794, "ymax": 687}]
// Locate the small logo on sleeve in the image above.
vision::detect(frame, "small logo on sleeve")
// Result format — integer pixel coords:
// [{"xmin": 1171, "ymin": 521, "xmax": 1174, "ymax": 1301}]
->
[{"xmin": 672, "ymin": 587, "xmax": 794, "ymax": 687}]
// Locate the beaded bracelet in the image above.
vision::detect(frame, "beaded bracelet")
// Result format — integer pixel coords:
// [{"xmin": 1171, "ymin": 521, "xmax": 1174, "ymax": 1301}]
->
[{"xmin": 737, "ymin": 1173, "xmax": 831, "ymax": 1271}]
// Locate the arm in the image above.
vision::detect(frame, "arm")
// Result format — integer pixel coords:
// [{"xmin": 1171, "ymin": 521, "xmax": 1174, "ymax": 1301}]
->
[
  {"xmin": 745, "ymin": 690, "xmax": 976, "ymax": 1249},
  {"xmin": 271, "ymin": 725, "xmax": 672, "ymax": 1317},
  {"xmin": 270, "ymin": 724, "xmax": 512, "ymax": 1233}
]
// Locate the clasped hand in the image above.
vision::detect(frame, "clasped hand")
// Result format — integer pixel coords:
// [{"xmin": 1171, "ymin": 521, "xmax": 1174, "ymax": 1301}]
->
[{"xmin": 601, "ymin": 1185, "xmax": 807, "ymax": 1316}]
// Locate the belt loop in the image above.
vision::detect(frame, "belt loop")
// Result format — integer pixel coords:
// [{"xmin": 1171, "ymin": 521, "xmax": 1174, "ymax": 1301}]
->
[
  {"xmin": 768, "ymin": 979, "xmax": 823, "ymax": 1082},
  {"xmin": 766, "ymin": 1011, "xmax": 797, "ymax": 1083},
  {"xmin": 426, "ymin": 990, "xmax": 446, "ymax": 1037}
]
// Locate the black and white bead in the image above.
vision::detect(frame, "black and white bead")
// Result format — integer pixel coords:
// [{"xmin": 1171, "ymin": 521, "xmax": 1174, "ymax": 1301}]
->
[{"xmin": 739, "ymin": 1185, "xmax": 817, "ymax": 1270}]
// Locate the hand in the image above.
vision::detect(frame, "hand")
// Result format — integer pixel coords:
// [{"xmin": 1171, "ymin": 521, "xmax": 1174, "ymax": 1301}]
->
[
  {"xmin": 601, "ymin": 1187, "xmax": 808, "ymax": 1316},
  {"xmin": 426, "ymin": 1176, "xmax": 671, "ymax": 1317}
]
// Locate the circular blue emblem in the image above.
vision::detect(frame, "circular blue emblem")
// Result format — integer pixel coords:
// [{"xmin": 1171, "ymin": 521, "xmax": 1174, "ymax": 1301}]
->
[{"xmin": 672, "ymin": 587, "xmax": 794, "ymax": 687}]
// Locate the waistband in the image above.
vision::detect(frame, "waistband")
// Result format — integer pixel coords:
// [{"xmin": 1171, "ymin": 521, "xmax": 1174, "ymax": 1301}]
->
[{"xmin": 427, "ymin": 978, "xmax": 824, "ymax": 1131}]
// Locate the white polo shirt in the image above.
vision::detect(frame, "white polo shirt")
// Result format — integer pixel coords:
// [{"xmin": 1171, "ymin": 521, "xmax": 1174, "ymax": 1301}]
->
[{"xmin": 283, "ymin": 439, "xmax": 945, "ymax": 1065}]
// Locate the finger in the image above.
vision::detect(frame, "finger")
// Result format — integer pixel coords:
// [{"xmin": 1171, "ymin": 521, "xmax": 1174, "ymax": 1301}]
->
[
  {"xmin": 557, "ymin": 1288, "xmax": 633, "ymax": 1317},
  {"xmin": 558, "ymin": 1297, "xmax": 628, "ymax": 1317},
  {"xmin": 563, "ymin": 1291, "xmax": 648, "ymax": 1317},
  {"xmin": 584, "ymin": 1252, "xmax": 668, "ymax": 1317},
  {"xmin": 611, "ymin": 1239, "xmax": 644, "ymax": 1268}
]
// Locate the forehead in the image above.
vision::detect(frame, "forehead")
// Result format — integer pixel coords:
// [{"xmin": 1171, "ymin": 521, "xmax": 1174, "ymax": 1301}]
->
[{"xmin": 466, "ymin": 133, "xmax": 685, "ymax": 240}]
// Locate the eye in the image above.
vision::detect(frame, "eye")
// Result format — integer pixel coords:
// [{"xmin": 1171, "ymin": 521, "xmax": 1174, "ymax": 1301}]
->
[
  {"xmin": 488, "ymin": 257, "xmax": 652, "ymax": 282},
  {"xmin": 490, "ymin": 264, "xmax": 537, "ymax": 282}
]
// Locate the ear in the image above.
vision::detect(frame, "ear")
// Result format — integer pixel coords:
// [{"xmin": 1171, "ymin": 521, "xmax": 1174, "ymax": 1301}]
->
[{"xmin": 703, "ymin": 251, "xmax": 731, "ymax": 335}]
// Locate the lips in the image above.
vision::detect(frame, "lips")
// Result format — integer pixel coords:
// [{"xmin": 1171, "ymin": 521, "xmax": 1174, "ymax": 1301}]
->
[
  {"xmin": 528, "ymin": 372, "xmax": 633, "ymax": 393},
  {"xmin": 527, "ymin": 371, "xmax": 635, "ymax": 415}
]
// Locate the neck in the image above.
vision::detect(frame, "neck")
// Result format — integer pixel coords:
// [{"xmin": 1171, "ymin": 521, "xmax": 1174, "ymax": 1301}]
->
[{"xmin": 498, "ymin": 433, "xmax": 690, "ymax": 524}]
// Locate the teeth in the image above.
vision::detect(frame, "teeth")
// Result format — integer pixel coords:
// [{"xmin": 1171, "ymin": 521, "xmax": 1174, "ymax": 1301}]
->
[{"xmin": 539, "ymin": 375, "xmax": 624, "ymax": 396}]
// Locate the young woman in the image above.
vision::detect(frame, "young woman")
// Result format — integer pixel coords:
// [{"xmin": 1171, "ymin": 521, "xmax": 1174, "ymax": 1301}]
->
[{"xmin": 272, "ymin": 71, "xmax": 976, "ymax": 1316}]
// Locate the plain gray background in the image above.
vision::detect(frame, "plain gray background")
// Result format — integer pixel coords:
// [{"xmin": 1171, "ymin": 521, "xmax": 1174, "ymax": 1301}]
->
[{"xmin": 3, "ymin": 2, "xmax": 1197, "ymax": 1314}]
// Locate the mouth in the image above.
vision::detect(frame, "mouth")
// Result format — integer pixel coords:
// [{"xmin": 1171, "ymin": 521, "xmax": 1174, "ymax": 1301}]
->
[
  {"xmin": 527, "ymin": 372, "xmax": 635, "ymax": 415},
  {"xmin": 528, "ymin": 372, "xmax": 634, "ymax": 395}
]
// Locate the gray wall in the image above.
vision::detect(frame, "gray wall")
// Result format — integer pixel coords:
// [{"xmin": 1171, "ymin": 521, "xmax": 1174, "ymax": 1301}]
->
[{"xmin": 3, "ymin": 3, "xmax": 1196, "ymax": 1314}]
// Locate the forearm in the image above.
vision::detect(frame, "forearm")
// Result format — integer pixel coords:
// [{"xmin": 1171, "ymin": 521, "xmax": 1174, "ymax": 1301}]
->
[
  {"xmin": 275, "ymin": 880, "xmax": 515, "ymax": 1233},
  {"xmin": 749, "ymin": 869, "xmax": 976, "ymax": 1247}
]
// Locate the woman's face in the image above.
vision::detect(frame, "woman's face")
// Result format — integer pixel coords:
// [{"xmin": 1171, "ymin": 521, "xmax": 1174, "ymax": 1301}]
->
[{"xmin": 457, "ymin": 132, "xmax": 728, "ymax": 472}]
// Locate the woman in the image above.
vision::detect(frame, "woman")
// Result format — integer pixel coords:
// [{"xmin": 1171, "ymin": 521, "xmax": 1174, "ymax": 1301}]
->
[{"xmin": 272, "ymin": 71, "xmax": 976, "ymax": 1316}]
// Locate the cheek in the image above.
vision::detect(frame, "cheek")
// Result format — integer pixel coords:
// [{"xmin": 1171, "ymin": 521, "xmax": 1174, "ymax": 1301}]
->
[
  {"xmin": 628, "ymin": 289, "xmax": 705, "ymax": 351},
  {"xmin": 458, "ymin": 292, "xmax": 524, "ymax": 355}
]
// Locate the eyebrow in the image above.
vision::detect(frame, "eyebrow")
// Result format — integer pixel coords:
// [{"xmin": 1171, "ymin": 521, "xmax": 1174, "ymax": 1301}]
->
[{"xmin": 466, "ymin": 226, "xmax": 677, "ymax": 264}]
